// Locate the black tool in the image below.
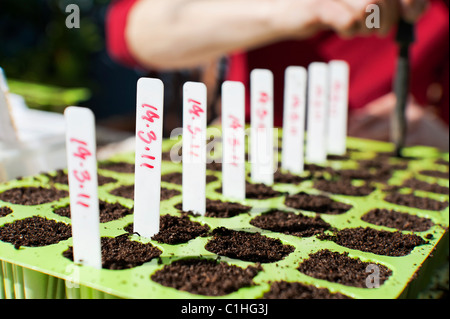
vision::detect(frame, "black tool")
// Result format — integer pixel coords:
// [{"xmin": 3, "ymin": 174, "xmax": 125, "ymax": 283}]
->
[{"xmin": 392, "ymin": 19, "xmax": 415, "ymax": 158}]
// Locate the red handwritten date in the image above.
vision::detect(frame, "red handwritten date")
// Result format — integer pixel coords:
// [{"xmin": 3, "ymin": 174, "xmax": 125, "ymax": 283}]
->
[
  {"xmin": 312, "ymin": 86, "xmax": 324, "ymax": 121},
  {"xmin": 255, "ymin": 91, "xmax": 269, "ymax": 130},
  {"xmin": 288, "ymin": 94, "xmax": 302, "ymax": 136},
  {"xmin": 141, "ymin": 104, "xmax": 160, "ymax": 123},
  {"xmin": 137, "ymin": 104, "xmax": 161, "ymax": 169},
  {"xmin": 227, "ymin": 115, "xmax": 242, "ymax": 167},
  {"xmin": 187, "ymin": 99, "xmax": 204, "ymax": 158},
  {"xmin": 69, "ymin": 138, "xmax": 93, "ymax": 208},
  {"xmin": 329, "ymin": 81, "xmax": 342, "ymax": 117},
  {"xmin": 188, "ymin": 99, "xmax": 204, "ymax": 118}
]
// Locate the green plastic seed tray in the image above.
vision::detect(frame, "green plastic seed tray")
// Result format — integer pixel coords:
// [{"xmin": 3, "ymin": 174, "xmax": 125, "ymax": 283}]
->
[{"xmin": 0, "ymin": 129, "xmax": 448, "ymax": 299}]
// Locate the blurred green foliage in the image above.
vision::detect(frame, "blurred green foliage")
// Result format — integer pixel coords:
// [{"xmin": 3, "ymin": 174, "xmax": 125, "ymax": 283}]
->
[
  {"xmin": 0, "ymin": 0, "xmax": 110, "ymax": 110},
  {"xmin": 7, "ymin": 79, "xmax": 91, "ymax": 111}
]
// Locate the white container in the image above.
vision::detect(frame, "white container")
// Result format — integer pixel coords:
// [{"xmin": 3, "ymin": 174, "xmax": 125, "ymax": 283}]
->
[{"xmin": 0, "ymin": 94, "xmax": 67, "ymax": 182}]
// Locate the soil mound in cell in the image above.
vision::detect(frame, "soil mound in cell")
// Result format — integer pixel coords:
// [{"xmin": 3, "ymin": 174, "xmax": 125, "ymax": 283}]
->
[
  {"xmin": 297, "ymin": 249, "xmax": 392, "ymax": 288},
  {"xmin": 151, "ymin": 258, "xmax": 262, "ymax": 296},
  {"xmin": 0, "ymin": 187, "xmax": 68, "ymax": 205},
  {"xmin": 285, "ymin": 192, "xmax": 352, "ymax": 215},
  {"xmin": 250, "ymin": 210, "xmax": 331, "ymax": 237},
  {"xmin": 205, "ymin": 227, "xmax": 294, "ymax": 263},
  {"xmin": 318, "ymin": 227, "xmax": 427, "ymax": 256},
  {"xmin": 0, "ymin": 216, "xmax": 71, "ymax": 249}
]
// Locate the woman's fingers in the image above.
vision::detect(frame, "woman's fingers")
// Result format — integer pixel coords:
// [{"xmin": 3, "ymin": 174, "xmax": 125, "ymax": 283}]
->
[
  {"xmin": 316, "ymin": 0, "xmax": 363, "ymax": 37},
  {"xmin": 400, "ymin": 0, "xmax": 429, "ymax": 22},
  {"xmin": 317, "ymin": 0, "xmax": 428, "ymax": 37}
]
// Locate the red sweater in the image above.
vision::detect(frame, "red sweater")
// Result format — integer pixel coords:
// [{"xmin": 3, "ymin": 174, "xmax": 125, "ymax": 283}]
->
[{"xmin": 106, "ymin": 0, "xmax": 449, "ymax": 126}]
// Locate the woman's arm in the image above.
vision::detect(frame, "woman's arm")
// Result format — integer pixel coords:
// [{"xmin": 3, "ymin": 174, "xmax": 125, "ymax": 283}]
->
[
  {"xmin": 125, "ymin": 0, "xmax": 427, "ymax": 70},
  {"xmin": 125, "ymin": 0, "xmax": 317, "ymax": 69}
]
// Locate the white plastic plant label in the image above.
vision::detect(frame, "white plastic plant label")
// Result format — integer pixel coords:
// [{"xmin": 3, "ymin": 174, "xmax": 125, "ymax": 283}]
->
[
  {"xmin": 64, "ymin": 106, "xmax": 101, "ymax": 269},
  {"xmin": 182, "ymin": 82, "xmax": 207, "ymax": 215},
  {"xmin": 250, "ymin": 69, "xmax": 274, "ymax": 185},
  {"xmin": 327, "ymin": 60, "xmax": 350, "ymax": 156},
  {"xmin": 281, "ymin": 66, "xmax": 307, "ymax": 174},
  {"xmin": 0, "ymin": 68, "xmax": 18, "ymax": 143},
  {"xmin": 0, "ymin": 67, "xmax": 9, "ymax": 92},
  {"xmin": 133, "ymin": 78, "xmax": 164, "ymax": 238},
  {"xmin": 306, "ymin": 62, "xmax": 329, "ymax": 164},
  {"xmin": 221, "ymin": 81, "xmax": 246, "ymax": 200}
]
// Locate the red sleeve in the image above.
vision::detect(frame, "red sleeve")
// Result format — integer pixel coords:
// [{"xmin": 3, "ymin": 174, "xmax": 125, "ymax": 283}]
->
[
  {"xmin": 226, "ymin": 52, "xmax": 251, "ymax": 122},
  {"xmin": 105, "ymin": 0, "xmax": 141, "ymax": 68}
]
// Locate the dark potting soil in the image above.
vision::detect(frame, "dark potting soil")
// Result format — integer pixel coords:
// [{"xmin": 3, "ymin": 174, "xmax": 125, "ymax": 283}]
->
[
  {"xmin": 205, "ymin": 199, "xmax": 252, "ymax": 218},
  {"xmin": 356, "ymin": 159, "xmax": 409, "ymax": 183},
  {"xmin": 314, "ymin": 179, "xmax": 375, "ymax": 196},
  {"xmin": 284, "ymin": 192, "xmax": 352, "ymax": 215},
  {"xmin": 419, "ymin": 170, "xmax": 449, "ymax": 179},
  {"xmin": 384, "ymin": 193, "xmax": 449, "ymax": 211},
  {"xmin": 331, "ymin": 167, "xmax": 394, "ymax": 183},
  {"xmin": 151, "ymin": 214, "xmax": 210, "ymax": 244},
  {"xmin": 297, "ymin": 249, "xmax": 392, "ymax": 288},
  {"xmin": 160, "ymin": 187, "xmax": 183, "ymax": 201},
  {"xmin": 326, "ymin": 153, "xmax": 351, "ymax": 161},
  {"xmin": 175, "ymin": 199, "xmax": 252, "ymax": 218},
  {"xmin": 205, "ymin": 227, "xmax": 294, "ymax": 263},
  {"xmin": 273, "ymin": 171, "xmax": 311, "ymax": 184},
  {"xmin": 435, "ymin": 159, "xmax": 449, "ymax": 167},
  {"xmin": 245, "ymin": 183, "xmax": 285, "ymax": 199},
  {"xmin": 304, "ymin": 164, "xmax": 332, "ymax": 173},
  {"xmin": 109, "ymin": 184, "xmax": 134, "ymax": 199},
  {"xmin": 270, "ymin": 163, "xmax": 333, "ymax": 181},
  {"xmin": 109, "ymin": 185, "xmax": 181, "ymax": 201},
  {"xmin": 262, "ymin": 281, "xmax": 352, "ymax": 299},
  {"xmin": 98, "ymin": 161, "xmax": 135, "ymax": 173},
  {"xmin": 0, "ymin": 206, "xmax": 13, "ymax": 217},
  {"xmin": 162, "ymin": 147, "xmax": 182, "ymax": 162},
  {"xmin": 331, "ymin": 169, "xmax": 375, "ymax": 180},
  {"xmin": 53, "ymin": 200, "xmax": 133, "ymax": 223},
  {"xmin": 206, "ymin": 161, "xmax": 222, "ymax": 172},
  {"xmin": 63, "ymin": 234, "xmax": 162, "ymax": 270},
  {"xmin": 215, "ymin": 183, "xmax": 284, "ymax": 200},
  {"xmin": 358, "ymin": 158, "xmax": 408, "ymax": 171},
  {"xmin": 45, "ymin": 169, "xmax": 117, "ymax": 186},
  {"xmin": 367, "ymin": 167, "xmax": 396, "ymax": 183},
  {"xmin": 249, "ymin": 210, "xmax": 331, "ymax": 238},
  {"xmin": 319, "ymin": 227, "xmax": 427, "ymax": 256},
  {"xmin": 43, "ymin": 170, "xmax": 69, "ymax": 184},
  {"xmin": 124, "ymin": 214, "xmax": 210, "ymax": 244},
  {"xmin": 161, "ymin": 172, "xmax": 218, "ymax": 185},
  {"xmin": 361, "ymin": 208, "xmax": 434, "ymax": 232},
  {"xmin": 0, "ymin": 216, "xmax": 72, "ymax": 249},
  {"xmin": 375, "ymin": 151, "xmax": 419, "ymax": 161},
  {"xmin": 0, "ymin": 187, "xmax": 68, "ymax": 205},
  {"xmin": 401, "ymin": 178, "xmax": 449, "ymax": 195},
  {"xmin": 151, "ymin": 258, "xmax": 262, "ymax": 296},
  {"xmin": 303, "ymin": 164, "xmax": 336, "ymax": 179}
]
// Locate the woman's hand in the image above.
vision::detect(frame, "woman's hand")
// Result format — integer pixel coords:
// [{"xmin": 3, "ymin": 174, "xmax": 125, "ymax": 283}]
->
[{"xmin": 314, "ymin": 0, "xmax": 428, "ymax": 37}]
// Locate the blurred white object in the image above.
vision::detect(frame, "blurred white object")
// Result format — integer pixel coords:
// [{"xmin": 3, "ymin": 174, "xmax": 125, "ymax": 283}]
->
[
  {"xmin": 0, "ymin": 67, "xmax": 9, "ymax": 92},
  {"xmin": 0, "ymin": 78, "xmax": 67, "ymax": 182},
  {"xmin": 0, "ymin": 68, "xmax": 18, "ymax": 144}
]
